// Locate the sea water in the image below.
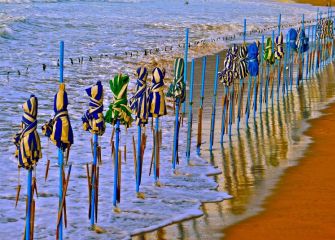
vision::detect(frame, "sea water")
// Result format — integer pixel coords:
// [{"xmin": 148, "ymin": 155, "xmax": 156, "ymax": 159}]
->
[{"xmin": 0, "ymin": 0, "xmax": 330, "ymax": 239}]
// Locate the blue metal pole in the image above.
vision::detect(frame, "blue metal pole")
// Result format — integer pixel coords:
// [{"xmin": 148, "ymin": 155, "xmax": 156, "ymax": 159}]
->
[
  {"xmin": 182, "ymin": 28, "xmax": 189, "ymax": 115},
  {"xmin": 276, "ymin": 14, "xmax": 282, "ymax": 101},
  {"xmin": 253, "ymin": 75, "xmax": 258, "ymax": 119},
  {"xmin": 283, "ymin": 33, "xmax": 289, "ymax": 96},
  {"xmin": 90, "ymin": 134, "xmax": 98, "ymax": 226},
  {"xmin": 243, "ymin": 18, "xmax": 246, "ymax": 42},
  {"xmin": 315, "ymin": 9, "xmax": 320, "ymax": 74},
  {"xmin": 113, "ymin": 120, "xmax": 120, "ymax": 207},
  {"xmin": 245, "ymin": 75, "xmax": 252, "ymax": 126},
  {"xmin": 301, "ymin": 14, "xmax": 305, "ymax": 81},
  {"xmin": 25, "ymin": 169, "xmax": 32, "ymax": 240},
  {"xmin": 209, "ymin": 54, "xmax": 220, "ymax": 151},
  {"xmin": 271, "ymin": 30, "xmax": 275, "ymax": 105},
  {"xmin": 305, "ymin": 26, "xmax": 311, "ymax": 79},
  {"xmin": 332, "ymin": 17, "xmax": 335, "ymax": 60},
  {"xmin": 186, "ymin": 59, "xmax": 195, "ymax": 162},
  {"xmin": 58, "ymin": 40, "xmax": 64, "ymax": 240},
  {"xmin": 265, "ymin": 63, "xmax": 270, "ymax": 109},
  {"xmin": 220, "ymin": 86, "xmax": 228, "ymax": 144},
  {"xmin": 172, "ymin": 99, "xmax": 180, "ymax": 170},
  {"xmin": 136, "ymin": 126, "xmax": 141, "ymax": 192},
  {"xmin": 228, "ymin": 85, "xmax": 234, "ymax": 137},
  {"xmin": 237, "ymin": 78, "xmax": 243, "ymax": 130},
  {"xmin": 154, "ymin": 117, "xmax": 159, "ymax": 181},
  {"xmin": 259, "ymin": 35, "xmax": 265, "ymax": 114},
  {"xmin": 237, "ymin": 18, "xmax": 247, "ymax": 130}
]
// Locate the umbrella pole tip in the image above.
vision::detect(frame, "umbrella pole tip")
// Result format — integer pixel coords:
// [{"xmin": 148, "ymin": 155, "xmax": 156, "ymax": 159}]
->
[
  {"xmin": 154, "ymin": 181, "xmax": 162, "ymax": 187},
  {"xmin": 113, "ymin": 207, "xmax": 121, "ymax": 214},
  {"xmin": 136, "ymin": 192, "xmax": 146, "ymax": 199}
]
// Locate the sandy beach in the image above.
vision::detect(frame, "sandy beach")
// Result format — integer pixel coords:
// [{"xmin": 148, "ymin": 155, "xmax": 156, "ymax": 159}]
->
[
  {"xmin": 294, "ymin": 0, "xmax": 333, "ymax": 6},
  {"xmin": 223, "ymin": 66, "xmax": 335, "ymax": 240}
]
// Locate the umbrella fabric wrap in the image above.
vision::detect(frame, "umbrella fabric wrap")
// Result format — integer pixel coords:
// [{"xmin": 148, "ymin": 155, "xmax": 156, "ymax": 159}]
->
[
  {"xmin": 264, "ymin": 37, "xmax": 275, "ymax": 65},
  {"xmin": 148, "ymin": 67, "xmax": 167, "ymax": 118},
  {"xmin": 105, "ymin": 74, "xmax": 133, "ymax": 127},
  {"xmin": 13, "ymin": 95, "xmax": 42, "ymax": 169},
  {"xmin": 218, "ymin": 44, "xmax": 239, "ymax": 86},
  {"xmin": 275, "ymin": 32, "xmax": 284, "ymax": 60},
  {"xmin": 130, "ymin": 67, "xmax": 149, "ymax": 126},
  {"xmin": 237, "ymin": 44, "xmax": 249, "ymax": 79},
  {"xmin": 167, "ymin": 58, "xmax": 185, "ymax": 103},
  {"xmin": 288, "ymin": 28, "xmax": 298, "ymax": 51},
  {"xmin": 297, "ymin": 28, "xmax": 309, "ymax": 53},
  {"xmin": 82, "ymin": 80, "xmax": 105, "ymax": 135},
  {"xmin": 42, "ymin": 83, "xmax": 74, "ymax": 151},
  {"xmin": 247, "ymin": 42, "xmax": 259, "ymax": 77}
]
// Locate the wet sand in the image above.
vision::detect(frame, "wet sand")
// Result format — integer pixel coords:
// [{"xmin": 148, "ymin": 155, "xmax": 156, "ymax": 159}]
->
[
  {"xmin": 223, "ymin": 88, "xmax": 335, "ymax": 239},
  {"xmin": 293, "ymin": 0, "xmax": 332, "ymax": 6}
]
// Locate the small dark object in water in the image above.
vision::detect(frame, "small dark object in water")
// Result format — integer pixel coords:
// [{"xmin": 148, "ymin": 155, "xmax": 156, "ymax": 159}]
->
[
  {"xmin": 57, "ymin": 59, "xmax": 60, "ymax": 67},
  {"xmin": 89, "ymin": 56, "xmax": 93, "ymax": 61},
  {"xmin": 17, "ymin": 70, "xmax": 20, "ymax": 76},
  {"xmin": 144, "ymin": 49, "xmax": 147, "ymax": 56},
  {"xmin": 42, "ymin": 64, "xmax": 46, "ymax": 71},
  {"xmin": 185, "ymin": 0, "xmax": 189, "ymax": 4},
  {"xmin": 70, "ymin": 58, "xmax": 73, "ymax": 65}
]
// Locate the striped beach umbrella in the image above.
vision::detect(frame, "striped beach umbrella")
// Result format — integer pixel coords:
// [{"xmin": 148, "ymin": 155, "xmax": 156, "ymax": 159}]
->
[
  {"xmin": 82, "ymin": 80, "xmax": 105, "ymax": 226},
  {"xmin": 148, "ymin": 67, "xmax": 166, "ymax": 183},
  {"xmin": 275, "ymin": 32, "xmax": 284, "ymax": 60},
  {"xmin": 42, "ymin": 83, "xmax": 74, "ymax": 150},
  {"xmin": 13, "ymin": 94, "xmax": 42, "ymax": 240},
  {"xmin": 42, "ymin": 83, "xmax": 73, "ymax": 238},
  {"xmin": 167, "ymin": 58, "xmax": 185, "ymax": 170},
  {"xmin": 130, "ymin": 67, "xmax": 149, "ymax": 126},
  {"xmin": 130, "ymin": 67, "xmax": 149, "ymax": 195},
  {"xmin": 105, "ymin": 74, "xmax": 133, "ymax": 207}
]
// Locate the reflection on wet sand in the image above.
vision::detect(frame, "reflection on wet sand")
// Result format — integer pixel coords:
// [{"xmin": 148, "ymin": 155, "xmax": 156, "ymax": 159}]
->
[{"xmin": 133, "ymin": 55, "xmax": 335, "ymax": 239}]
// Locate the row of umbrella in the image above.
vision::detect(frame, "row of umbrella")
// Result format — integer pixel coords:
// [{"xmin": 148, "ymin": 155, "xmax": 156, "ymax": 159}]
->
[{"xmin": 12, "ymin": 10, "xmax": 335, "ymax": 240}]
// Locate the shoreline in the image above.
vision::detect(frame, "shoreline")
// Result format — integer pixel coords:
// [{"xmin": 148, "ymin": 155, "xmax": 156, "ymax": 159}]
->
[
  {"xmin": 292, "ymin": 0, "xmax": 332, "ymax": 6},
  {"xmin": 223, "ymin": 71, "xmax": 335, "ymax": 239}
]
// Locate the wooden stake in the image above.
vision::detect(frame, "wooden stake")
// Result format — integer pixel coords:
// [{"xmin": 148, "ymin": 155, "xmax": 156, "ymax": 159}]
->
[
  {"xmin": 132, "ymin": 136, "xmax": 137, "ymax": 179},
  {"xmin": 197, "ymin": 108, "xmax": 203, "ymax": 149},
  {"xmin": 15, "ymin": 184, "xmax": 21, "ymax": 208},
  {"xmin": 56, "ymin": 165, "xmax": 72, "ymax": 239},
  {"xmin": 30, "ymin": 199, "xmax": 35, "ymax": 240},
  {"xmin": 86, "ymin": 163, "xmax": 91, "ymax": 219},
  {"xmin": 44, "ymin": 160, "xmax": 50, "ymax": 182}
]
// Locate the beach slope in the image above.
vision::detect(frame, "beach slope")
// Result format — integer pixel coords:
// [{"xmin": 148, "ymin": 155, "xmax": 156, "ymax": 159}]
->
[{"xmin": 223, "ymin": 97, "xmax": 335, "ymax": 239}]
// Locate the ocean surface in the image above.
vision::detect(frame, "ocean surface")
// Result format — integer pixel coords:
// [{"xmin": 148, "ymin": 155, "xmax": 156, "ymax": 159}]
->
[{"xmin": 0, "ymin": 0, "xmax": 332, "ymax": 239}]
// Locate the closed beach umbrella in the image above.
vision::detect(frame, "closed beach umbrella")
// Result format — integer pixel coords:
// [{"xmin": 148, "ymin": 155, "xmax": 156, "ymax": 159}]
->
[
  {"xmin": 264, "ymin": 37, "xmax": 275, "ymax": 64},
  {"xmin": 105, "ymin": 74, "xmax": 133, "ymax": 127},
  {"xmin": 42, "ymin": 83, "xmax": 74, "ymax": 150},
  {"xmin": 14, "ymin": 95, "xmax": 42, "ymax": 169},
  {"xmin": 297, "ymin": 28, "xmax": 309, "ymax": 53},
  {"xmin": 247, "ymin": 42, "xmax": 259, "ymax": 77},
  {"xmin": 105, "ymin": 73, "xmax": 133, "ymax": 206},
  {"xmin": 130, "ymin": 67, "xmax": 149, "ymax": 194},
  {"xmin": 148, "ymin": 67, "xmax": 166, "ymax": 182},
  {"xmin": 238, "ymin": 44, "xmax": 249, "ymax": 79},
  {"xmin": 82, "ymin": 80, "xmax": 105, "ymax": 135},
  {"xmin": 275, "ymin": 32, "xmax": 284, "ymax": 60},
  {"xmin": 288, "ymin": 28, "xmax": 298, "ymax": 51},
  {"xmin": 130, "ymin": 67, "xmax": 149, "ymax": 126},
  {"xmin": 148, "ymin": 67, "xmax": 167, "ymax": 118},
  {"xmin": 13, "ymin": 94, "xmax": 41, "ymax": 240},
  {"xmin": 82, "ymin": 80, "xmax": 105, "ymax": 226},
  {"xmin": 167, "ymin": 58, "xmax": 185, "ymax": 169}
]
